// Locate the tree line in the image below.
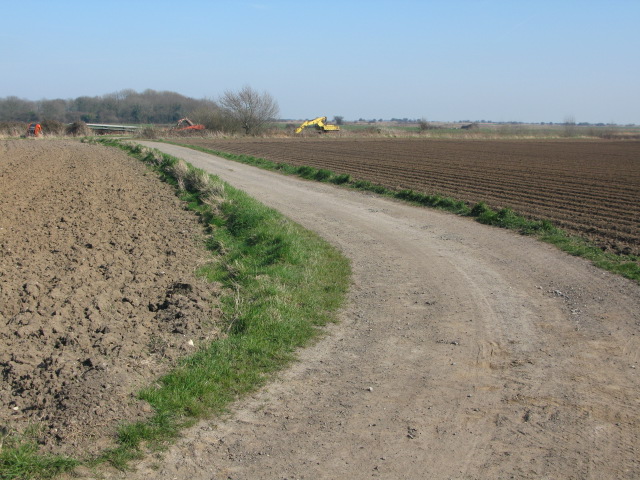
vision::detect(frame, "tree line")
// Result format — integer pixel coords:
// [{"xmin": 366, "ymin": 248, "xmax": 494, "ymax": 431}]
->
[{"xmin": 0, "ymin": 86, "xmax": 280, "ymax": 135}]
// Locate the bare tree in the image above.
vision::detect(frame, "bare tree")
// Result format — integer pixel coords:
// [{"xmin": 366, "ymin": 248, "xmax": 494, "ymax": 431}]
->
[
  {"xmin": 418, "ymin": 117, "xmax": 432, "ymax": 131},
  {"xmin": 219, "ymin": 86, "xmax": 279, "ymax": 135},
  {"xmin": 563, "ymin": 115, "xmax": 577, "ymax": 137},
  {"xmin": 190, "ymin": 103, "xmax": 238, "ymax": 132}
]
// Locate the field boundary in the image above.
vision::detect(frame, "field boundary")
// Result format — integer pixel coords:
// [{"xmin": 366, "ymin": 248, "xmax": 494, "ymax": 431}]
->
[
  {"xmin": 96, "ymin": 140, "xmax": 350, "ymax": 470},
  {"xmin": 167, "ymin": 140, "xmax": 640, "ymax": 283}
]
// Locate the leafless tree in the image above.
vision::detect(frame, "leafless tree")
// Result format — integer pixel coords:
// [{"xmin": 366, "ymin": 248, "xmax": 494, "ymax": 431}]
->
[
  {"xmin": 219, "ymin": 86, "xmax": 279, "ymax": 135},
  {"xmin": 418, "ymin": 117, "xmax": 432, "ymax": 131},
  {"xmin": 563, "ymin": 115, "xmax": 577, "ymax": 137}
]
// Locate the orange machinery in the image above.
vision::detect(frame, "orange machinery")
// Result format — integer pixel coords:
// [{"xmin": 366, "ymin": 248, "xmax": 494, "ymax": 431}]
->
[
  {"xmin": 26, "ymin": 123, "xmax": 43, "ymax": 137},
  {"xmin": 174, "ymin": 118, "xmax": 205, "ymax": 131}
]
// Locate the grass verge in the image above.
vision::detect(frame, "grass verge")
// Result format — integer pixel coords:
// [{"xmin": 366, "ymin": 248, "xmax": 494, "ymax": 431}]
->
[
  {"xmin": 167, "ymin": 141, "xmax": 640, "ymax": 284},
  {"xmin": 99, "ymin": 140, "xmax": 350, "ymax": 468},
  {"xmin": 0, "ymin": 138, "xmax": 350, "ymax": 479},
  {"xmin": 0, "ymin": 427, "xmax": 78, "ymax": 480}
]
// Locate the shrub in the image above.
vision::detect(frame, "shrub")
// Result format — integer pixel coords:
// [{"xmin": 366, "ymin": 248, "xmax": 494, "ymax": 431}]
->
[
  {"xmin": 470, "ymin": 202, "xmax": 491, "ymax": 217},
  {"xmin": 330, "ymin": 173, "xmax": 351, "ymax": 185},
  {"xmin": 66, "ymin": 121, "xmax": 92, "ymax": 136},
  {"xmin": 138, "ymin": 127, "xmax": 159, "ymax": 139},
  {"xmin": 0, "ymin": 121, "xmax": 25, "ymax": 137},
  {"xmin": 419, "ymin": 118, "xmax": 436, "ymax": 131},
  {"xmin": 296, "ymin": 166, "xmax": 317, "ymax": 178},
  {"xmin": 313, "ymin": 169, "xmax": 332, "ymax": 181},
  {"xmin": 40, "ymin": 119, "xmax": 66, "ymax": 135}
]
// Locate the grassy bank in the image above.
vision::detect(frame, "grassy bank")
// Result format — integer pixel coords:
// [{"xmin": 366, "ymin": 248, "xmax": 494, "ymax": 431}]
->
[
  {"xmin": 169, "ymin": 141, "xmax": 640, "ymax": 284},
  {"xmin": 99, "ymin": 140, "xmax": 350, "ymax": 469},
  {"xmin": 0, "ymin": 139, "xmax": 350, "ymax": 479}
]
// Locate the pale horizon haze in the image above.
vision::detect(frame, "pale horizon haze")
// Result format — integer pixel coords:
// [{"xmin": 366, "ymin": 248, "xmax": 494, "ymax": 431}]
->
[{"xmin": 1, "ymin": 0, "xmax": 638, "ymax": 124}]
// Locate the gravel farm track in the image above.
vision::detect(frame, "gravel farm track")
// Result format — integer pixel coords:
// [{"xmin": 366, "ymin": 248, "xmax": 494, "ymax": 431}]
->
[
  {"xmin": 180, "ymin": 137, "xmax": 640, "ymax": 256},
  {"xmin": 113, "ymin": 140, "xmax": 638, "ymax": 480},
  {"xmin": 1, "ymin": 138, "xmax": 639, "ymax": 480}
]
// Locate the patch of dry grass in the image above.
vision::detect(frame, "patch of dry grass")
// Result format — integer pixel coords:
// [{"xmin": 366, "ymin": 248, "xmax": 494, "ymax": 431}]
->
[{"xmin": 0, "ymin": 122, "xmax": 26, "ymax": 138}]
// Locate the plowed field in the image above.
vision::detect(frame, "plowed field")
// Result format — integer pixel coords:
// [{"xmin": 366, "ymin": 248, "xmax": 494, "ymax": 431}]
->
[
  {"xmin": 0, "ymin": 140, "xmax": 220, "ymax": 455},
  {"xmin": 180, "ymin": 138, "xmax": 640, "ymax": 255}
]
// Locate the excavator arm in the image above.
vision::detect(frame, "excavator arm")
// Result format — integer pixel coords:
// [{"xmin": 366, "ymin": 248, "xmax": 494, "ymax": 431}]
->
[
  {"xmin": 174, "ymin": 117, "xmax": 205, "ymax": 131},
  {"xmin": 295, "ymin": 116, "xmax": 340, "ymax": 133},
  {"xmin": 295, "ymin": 117, "xmax": 326, "ymax": 133}
]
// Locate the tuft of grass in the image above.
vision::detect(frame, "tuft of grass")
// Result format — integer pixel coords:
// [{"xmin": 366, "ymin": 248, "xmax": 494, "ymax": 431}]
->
[
  {"xmin": 313, "ymin": 169, "xmax": 333, "ymax": 181},
  {"xmin": 396, "ymin": 189, "xmax": 470, "ymax": 215},
  {"xmin": 0, "ymin": 428, "xmax": 78, "ymax": 480},
  {"xmin": 330, "ymin": 173, "xmax": 351, "ymax": 185}
]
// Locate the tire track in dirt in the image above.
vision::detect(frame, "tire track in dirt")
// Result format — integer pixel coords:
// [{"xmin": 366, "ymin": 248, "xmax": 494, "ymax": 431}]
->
[{"xmin": 100, "ymin": 143, "xmax": 640, "ymax": 480}]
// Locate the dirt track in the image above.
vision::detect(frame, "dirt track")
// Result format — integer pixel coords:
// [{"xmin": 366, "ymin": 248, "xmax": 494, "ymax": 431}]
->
[{"xmin": 98, "ymin": 142, "xmax": 640, "ymax": 480}]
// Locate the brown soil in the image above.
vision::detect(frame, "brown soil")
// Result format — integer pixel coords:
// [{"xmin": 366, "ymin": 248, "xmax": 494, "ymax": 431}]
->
[
  {"xmin": 0, "ymin": 140, "xmax": 221, "ymax": 456},
  {"xmin": 180, "ymin": 137, "xmax": 640, "ymax": 256}
]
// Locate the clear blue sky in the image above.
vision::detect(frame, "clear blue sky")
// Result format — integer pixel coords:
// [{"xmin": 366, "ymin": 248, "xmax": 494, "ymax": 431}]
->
[{"xmin": 1, "ymin": 0, "xmax": 639, "ymax": 124}]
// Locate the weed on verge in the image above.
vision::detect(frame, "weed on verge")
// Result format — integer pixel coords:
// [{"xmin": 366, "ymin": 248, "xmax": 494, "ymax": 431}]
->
[{"xmin": 0, "ymin": 427, "xmax": 78, "ymax": 480}]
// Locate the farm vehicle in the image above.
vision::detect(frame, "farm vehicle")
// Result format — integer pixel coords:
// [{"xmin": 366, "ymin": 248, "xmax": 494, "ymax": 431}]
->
[
  {"xmin": 26, "ymin": 123, "xmax": 43, "ymax": 137},
  {"xmin": 295, "ymin": 116, "xmax": 340, "ymax": 134},
  {"xmin": 173, "ymin": 117, "xmax": 205, "ymax": 132}
]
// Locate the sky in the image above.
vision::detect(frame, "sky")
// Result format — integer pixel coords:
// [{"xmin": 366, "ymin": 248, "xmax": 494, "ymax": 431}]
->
[{"xmin": 1, "ymin": 0, "xmax": 639, "ymax": 124}]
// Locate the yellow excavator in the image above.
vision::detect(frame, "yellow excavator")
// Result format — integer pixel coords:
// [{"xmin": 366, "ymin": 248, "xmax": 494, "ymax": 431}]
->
[{"xmin": 295, "ymin": 116, "xmax": 340, "ymax": 133}]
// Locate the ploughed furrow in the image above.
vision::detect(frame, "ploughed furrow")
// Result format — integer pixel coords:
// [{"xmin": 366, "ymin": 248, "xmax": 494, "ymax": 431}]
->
[
  {"xmin": 272, "ymin": 159, "xmax": 640, "ymax": 221},
  {"xmin": 369, "ymin": 173, "xmax": 640, "ymax": 228},
  {"xmin": 311, "ymin": 160, "xmax": 639, "ymax": 204},
  {"xmin": 187, "ymin": 140, "xmax": 640, "ymax": 211},
  {"xmin": 194, "ymin": 141, "xmax": 640, "ymax": 190},
  {"xmin": 262, "ymin": 152, "xmax": 639, "ymax": 209},
  {"xmin": 363, "ymin": 173, "xmax": 639, "ymax": 233},
  {"xmin": 383, "ymin": 173, "xmax": 640, "ymax": 216},
  {"xmin": 180, "ymin": 138, "xmax": 640, "ymax": 254},
  {"xmin": 315, "ymin": 153, "xmax": 639, "ymax": 189},
  {"xmin": 214, "ymin": 138, "xmax": 640, "ymax": 182}
]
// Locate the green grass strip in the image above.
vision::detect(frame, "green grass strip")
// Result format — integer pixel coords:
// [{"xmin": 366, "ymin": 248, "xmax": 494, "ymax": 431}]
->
[
  {"xmin": 99, "ymin": 140, "xmax": 350, "ymax": 464},
  {"xmin": 0, "ymin": 429, "xmax": 78, "ymax": 480},
  {"xmin": 0, "ymin": 138, "xmax": 350, "ymax": 478},
  {"xmin": 168, "ymin": 141, "xmax": 640, "ymax": 283}
]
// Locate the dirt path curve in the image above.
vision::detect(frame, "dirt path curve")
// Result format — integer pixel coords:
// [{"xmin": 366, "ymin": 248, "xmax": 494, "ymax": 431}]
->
[{"xmin": 117, "ymin": 142, "xmax": 640, "ymax": 479}]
